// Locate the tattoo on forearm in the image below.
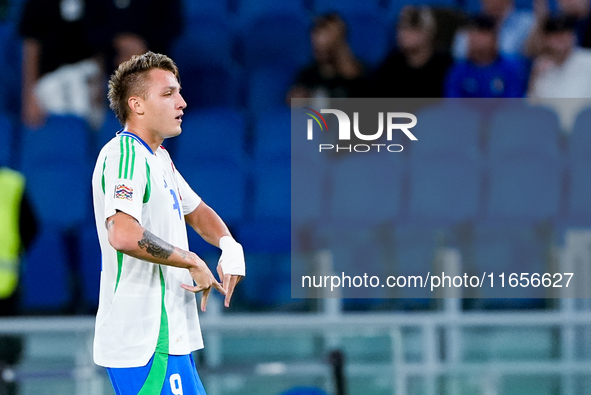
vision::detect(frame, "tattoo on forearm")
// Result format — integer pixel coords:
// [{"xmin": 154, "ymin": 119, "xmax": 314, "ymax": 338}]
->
[
  {"xmin": 178, "ymin": 249, "xmax": 188, "ymax": 260},
  {"xmin": 138, "ymin": 230, "xmax": 174, "ymax": 260}
]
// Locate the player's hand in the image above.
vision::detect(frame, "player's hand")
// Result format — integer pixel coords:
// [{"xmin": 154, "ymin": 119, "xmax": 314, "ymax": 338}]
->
[
  {"xmin": 218, "ymin": 237, "xmax": 246, "ymax": 308},
  {"xmin": 217, "ymin": 265, "xmax": 244, "ymax": 308},
  {"xmin": 181, "ymin": 252, "xmax": 226, "ymax": 312}
]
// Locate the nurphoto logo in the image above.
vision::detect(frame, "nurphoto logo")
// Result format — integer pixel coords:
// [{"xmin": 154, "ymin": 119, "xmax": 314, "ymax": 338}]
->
[{"xmin": 305, "ymin": 107, "xmax": 418, "ymax": 153}]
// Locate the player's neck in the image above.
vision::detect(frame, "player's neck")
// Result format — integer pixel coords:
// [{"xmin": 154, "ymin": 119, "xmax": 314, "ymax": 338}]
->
[{"xmin": 123, "ymin": 124, "xmax": 162, "ymax": 153}]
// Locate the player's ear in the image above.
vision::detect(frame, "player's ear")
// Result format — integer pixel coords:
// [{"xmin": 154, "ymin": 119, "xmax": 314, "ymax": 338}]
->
[{"xmin": 128, "ymin": 96, "xmax": 144, "ymax": 116}]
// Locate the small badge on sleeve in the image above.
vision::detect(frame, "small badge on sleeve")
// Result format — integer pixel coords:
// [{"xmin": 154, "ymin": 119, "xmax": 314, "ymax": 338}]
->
[{"xmin": 114, "ymin": 184, "xmax": 134, "ymax": 201}]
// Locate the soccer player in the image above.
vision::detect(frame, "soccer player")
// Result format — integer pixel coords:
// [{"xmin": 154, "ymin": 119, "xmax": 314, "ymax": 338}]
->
[{"xmin": 91, "ymin": 51, "xmax": 245, "ymax": 394}]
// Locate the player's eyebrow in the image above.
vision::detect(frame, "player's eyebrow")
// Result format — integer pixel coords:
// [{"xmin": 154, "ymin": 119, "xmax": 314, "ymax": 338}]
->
[{"xmin": 162, "ymin": 85, "xmax": 179, "ymax": 93}]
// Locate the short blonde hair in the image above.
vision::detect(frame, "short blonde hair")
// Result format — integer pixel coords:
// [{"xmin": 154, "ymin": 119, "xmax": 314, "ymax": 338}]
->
[{"xmin": 108, "ymin": 51, "xmax": 180, "ymax": 125}]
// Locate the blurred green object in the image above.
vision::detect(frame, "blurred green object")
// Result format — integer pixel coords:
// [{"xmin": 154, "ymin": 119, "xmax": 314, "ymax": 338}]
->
[{"xmin": 0, "ymin": 0, "xmax": 7, "ymax": 21}]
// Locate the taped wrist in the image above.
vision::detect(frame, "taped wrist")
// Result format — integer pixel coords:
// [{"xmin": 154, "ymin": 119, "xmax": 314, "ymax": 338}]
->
[{"xmin": 219, "ymin": 236, "xmax": 246, "ymax": 276}]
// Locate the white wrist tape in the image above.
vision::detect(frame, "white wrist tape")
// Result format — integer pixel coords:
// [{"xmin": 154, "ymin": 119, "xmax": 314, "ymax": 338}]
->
[{"xmin": 219, "ymin": 236, "xmax": 246, "ymax": 276}]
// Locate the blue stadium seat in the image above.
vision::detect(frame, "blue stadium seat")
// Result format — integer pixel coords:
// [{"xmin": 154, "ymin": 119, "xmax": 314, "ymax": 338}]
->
[
  {"xmin": 237, "ymin": 0, "xmax": 306, "ymax": 19},
  {"xmin": 343, "ymin": 10, "xmax": 390, "ymax": 68},
  {"xmin": 253, "ymin": 107, "xmax": 291, "ymax": 160},
  {"xmin": 237, "ymin": 158, "xmax": 291, "ymax": 308},
  {"xmin": 291, "ymin": 120, "xmax": 328, "ymax": 252},
  {"xmin": 0, "ymin": 22, "xmax": 21, "ymax": 116},
  {"xmin": 0, "ymin": 112, "xmax": 14, "ymax": 167},
  {"xmin": 570, "ymin": 106, "xmax": 591, "ymax": 158},
  {"xmin": 236, "ymin": 159, "xmax": 291, "ymax": 252},
  {"xmin": 395, "ymin": 104, "xmax": 483, "ymax": 303},
  {"xmin": 408, "ymin": 153, "xmax": 483, "ymax": 225},
  {"xmin": 315, "ymin": 0, "xmax": 383, "ymax": 12},
  {"xmin": 327, "ymin": 154, "xmax": 405, "ymax": 224},
  {"xmin": 488, "ymin": 104, "xmax": 561, "ymax": 159},
  {"xmin": 470, "ymin": 224, "xmax": 552, "ymax": 299},
  {"xmin": 469, "ymin": 104, "xmax": 562, "ymax": 305},
  {"xmin": 247, "ymin": 66, "xmax": 296, "ymax": 115},
  {"xmin": 170, "ymin": 14, "xmax": 243, "ymax": 109},
  {"xmin": 178, "ymin": 62, "xmax": 243, "ymax": 109},
  {"xmin": 565, "ymin": 107, "xmax": 591, "ymax": 224},
  {"xmin": 238, "ymin": 252, "xmax": 292, "ymax": 308},
  {"xmin": 292, "ymin": 154, "xmax": 327, "ymax": 229},
  {"xmin": 390, "ymin": 224, "xmax": 448, "ymax": 301},
  {"xmin": 182, "ymin": 164, "xmax": 247, "ymax": 227},
  {"xmin": 410, "ymin": 102, "xmax": 482, "ymax": 159},
  {"xmin": 96, "ymin": 111, "xmax": 122, "ymax": 155},
  {"xmin": 183, "ymin": 163, "xmax": 248, "ymax": 259},
  {"xmin": 252, "ymin": 160, "xmax": 291, "ymax": 221},
  {"xmin": 21, "ymin": 225, "xmax": 72, "ymax": 312},
  {"xmin": 172, "ymin": 13, "xmax": 235, "ymax": 68},
  {"xmin": 486, "ymin": 154, "xmax": 562, "ymax": 223},
  {"xmin": 485, "ymin": 104, "xmax": 563, "ymax": 222},
  {"xmin": 238, "ymin": 220, "xmax": 291, "ymax": 253},
  {"xmin": 20, "ymin": 115, "xmax": 92, "ymax": 230},
  {"xmin": 174, "ymin": 108, "xmax": 247, "ymax": 166},
  {"xmin": 321, "ymin": 154, "xmax": 405, "ymax": 301},
  {"xmin": 238, "ymin": 9, "xmax": 310, "ymax": 69},
  {"xmin": 323, "ymin": 225, "xmax": 393, "ymax": 300},
  {"xmin": 78, "ymin": 223, "xmax": 101, "ymax": 310},
  {"xmin": 407, "ymin": 103, "xmax": 483, "ymax": 224}
]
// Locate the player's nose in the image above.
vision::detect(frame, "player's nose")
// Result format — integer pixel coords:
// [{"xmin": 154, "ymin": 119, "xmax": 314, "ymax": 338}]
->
[{"xmin": 177, "ymin": 93, "xmax": 187, "ymax": 110}]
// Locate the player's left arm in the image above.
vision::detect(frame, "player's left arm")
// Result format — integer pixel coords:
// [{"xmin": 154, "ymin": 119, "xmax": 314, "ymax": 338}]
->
[{"xmin": 185, "ymin": 202, "xmax": 245, "ymax": 308}]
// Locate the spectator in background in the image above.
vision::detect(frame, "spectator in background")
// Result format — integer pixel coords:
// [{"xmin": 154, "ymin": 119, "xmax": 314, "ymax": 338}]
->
[
  {"xmin": 19, "ymin": 0, "xmax": 102, "ymax": 128},
  {"xmin": 287, "ymin": 13, "xmax": 366, "ymax": 101},
  {"xmin": 446, "ymin": 15, "xmax": 527, "ymax": 97},
  {"xmin": 453, "ymin": 0, "xmax": 534, "ymax": 60},
  {"xmin": 0, "ymin": 165, "xmax": 38, "ymax": 395},
  {"xmin": 527, "ymin": 15, "xmax": 591, "ymax": 131},
  {"xmin": 525, "ymin": 0, "xmax": 591, "ymax": 57},
  {"xmin": 371, "ymin": 6, "xmax": 453, "ymax": 98},
  {"xmin": 84, "ymin": 0, "xmax": 182, "ymax": 73}
]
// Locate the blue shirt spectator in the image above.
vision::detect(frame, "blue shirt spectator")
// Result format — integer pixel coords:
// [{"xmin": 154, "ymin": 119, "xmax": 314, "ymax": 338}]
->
[
  {"xmin": 446, "ymin": 56, "xmax": 526, "ymax": 97},
  {"xmin": 446, "ymin": 15, "xmax": 527, "ymax": 97}
]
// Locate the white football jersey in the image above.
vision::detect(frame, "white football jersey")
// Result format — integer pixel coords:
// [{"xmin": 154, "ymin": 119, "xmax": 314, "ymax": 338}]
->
[{"xmin": 92, "ymin": 130, "xmax": 204, "ymax": 368}]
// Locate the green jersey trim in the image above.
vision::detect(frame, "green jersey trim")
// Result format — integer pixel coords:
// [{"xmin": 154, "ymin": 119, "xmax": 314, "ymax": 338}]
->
[
  {"xmin": 137, "ymin": 265, "xmax": 169, "ymax": 395},
  {"xmin": 155, "ymin": 265, "xmax": 169, "ymax": 354},
  {"xmin": 118, "ymin": 136, "xmax": 136, "ymax": 180},
  {"xmin": 101, "ymin": 156, "xmax": 107, "ymax": 194},
  {"xmin": 143, "ymin": 160, "xmax": 151, "ymax": 203},
  {"xmin": 114, "ymin": 251, "xmax": 123, "ymax": 294},
  {"xmin": 136, "ymin": 352, "xmax": 168, "ymax": 395}
]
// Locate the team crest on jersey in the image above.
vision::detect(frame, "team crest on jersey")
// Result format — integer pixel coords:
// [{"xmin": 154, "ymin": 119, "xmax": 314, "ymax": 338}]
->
[{"xmin": 114, "ymin": 184, "xmax": 133, "ymax": 201}]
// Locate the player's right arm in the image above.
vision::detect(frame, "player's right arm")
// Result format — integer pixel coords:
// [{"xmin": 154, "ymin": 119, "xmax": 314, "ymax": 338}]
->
[{"xmin": 106, "ymin": 211, "xmax": 225, "ymax": 312}]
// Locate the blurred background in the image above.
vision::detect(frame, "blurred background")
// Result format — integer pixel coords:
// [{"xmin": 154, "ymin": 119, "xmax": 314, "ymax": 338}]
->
[{"xmin": 1, "ymin": 0, "xmax": 591, "ymax": 394}]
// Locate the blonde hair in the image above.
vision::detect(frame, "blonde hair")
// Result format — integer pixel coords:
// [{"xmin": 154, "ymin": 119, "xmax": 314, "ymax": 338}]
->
[{"xmin": 108, "ymin": 51, "xmax": 180, "ymax": 125}]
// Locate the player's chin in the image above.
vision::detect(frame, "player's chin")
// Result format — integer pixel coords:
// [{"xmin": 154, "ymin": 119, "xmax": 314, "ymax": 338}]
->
[{"xmin": 169, "ymin": 126, "xmax": 182, "ymax": 138}]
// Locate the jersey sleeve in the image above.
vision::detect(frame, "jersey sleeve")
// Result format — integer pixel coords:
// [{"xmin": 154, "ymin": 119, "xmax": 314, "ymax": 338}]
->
[
  {"xmin": 173, "ymin": 167, "xmax": 201, "ymax": 216},
  {"xmin": 102, "ymin": 138, "xmax": 147, "ymax": 225}
]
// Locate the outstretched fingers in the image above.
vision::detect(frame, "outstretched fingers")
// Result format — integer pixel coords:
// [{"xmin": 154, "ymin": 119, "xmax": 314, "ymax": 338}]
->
[
  {"xmin": 223, "ymin": 274, "xmax": 240, "ymax": 307},
  {"xmin": 181, "ymin": 278, "xmax": 226, "ymax": 312}
]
